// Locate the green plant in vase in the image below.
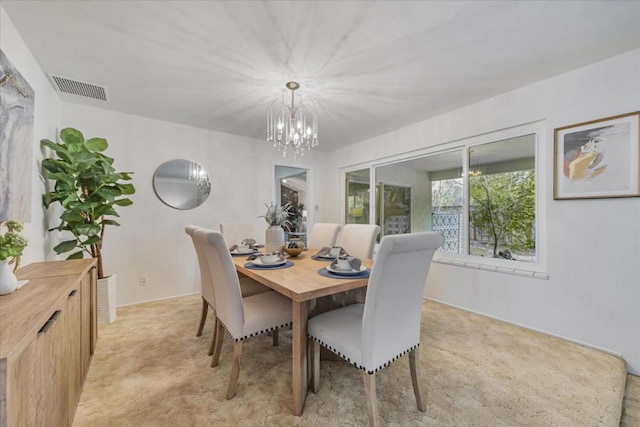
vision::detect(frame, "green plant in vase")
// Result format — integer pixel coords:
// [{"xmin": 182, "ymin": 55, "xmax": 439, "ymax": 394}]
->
[
  {"xmin": 259, "ymin": 202, "xmax": 292, "ymax": 252},
  {"xmin": 0, "ymin": 219, "xmax": 27, "ymax": 272},
  {"xmin": 259, "ymin": 202, "xmax": 292, "ymax": 229},
  {"xmin": 0, "ymin": 219, "xmax": 27, "ymax": 295}
]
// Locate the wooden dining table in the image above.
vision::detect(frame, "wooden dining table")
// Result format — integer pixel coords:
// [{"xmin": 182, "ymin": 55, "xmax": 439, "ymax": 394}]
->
[{"xmin": 232, "ymin": 250, "xmax": 373, "ymax": 416}]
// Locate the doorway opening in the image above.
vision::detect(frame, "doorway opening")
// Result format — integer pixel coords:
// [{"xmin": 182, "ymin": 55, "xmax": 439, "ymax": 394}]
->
[{"xmin": 275, "ymin": 165, "xmax": 308, "ymax": 245}]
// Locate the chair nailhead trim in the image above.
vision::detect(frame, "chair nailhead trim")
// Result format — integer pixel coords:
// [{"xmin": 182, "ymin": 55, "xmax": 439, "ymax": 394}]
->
[
  {"xmin": 308, "ymin": 335, "xmax": 419, "ymax": 374},
  {"xmin": 219, "ymin": 320, "xmax": 293, "ymax": 342}
]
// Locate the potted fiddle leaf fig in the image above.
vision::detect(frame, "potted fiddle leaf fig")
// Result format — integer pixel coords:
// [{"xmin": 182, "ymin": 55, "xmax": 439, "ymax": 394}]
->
[{"xmin": 41, "ymin": 127, "xmax": 135, "ymax": 322}]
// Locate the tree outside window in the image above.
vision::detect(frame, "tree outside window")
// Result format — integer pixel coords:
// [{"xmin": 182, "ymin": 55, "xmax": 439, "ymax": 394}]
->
[
  {"xmin": 469, "ymin": 170, "xmax": 535, "ymax": 260},
  {"xmin": 468, "ymin": 134, "xmax": 536, "ymax": 262}
]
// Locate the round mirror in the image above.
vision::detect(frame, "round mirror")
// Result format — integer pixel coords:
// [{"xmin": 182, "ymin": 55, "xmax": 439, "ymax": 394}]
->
[{"xmin": 153, "ymin": 159, "xmax": 211, "ymax": 209}]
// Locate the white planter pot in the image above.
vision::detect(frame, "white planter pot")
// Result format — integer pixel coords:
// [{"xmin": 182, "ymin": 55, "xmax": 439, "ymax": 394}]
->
[
  {"xmin": 0, "ymin": 260, "xmax": 18, "ymax": 295},
  {"xmin": 265, "ymin": 226, "xmax": 285, "ymax": 253},
  {"xmin": 98, "ymin": 274, "xmax": 117, "ymax": 324}
]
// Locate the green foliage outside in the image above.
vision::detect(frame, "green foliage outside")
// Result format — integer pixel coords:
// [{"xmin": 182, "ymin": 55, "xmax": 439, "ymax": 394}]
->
[
  {"xmin": 469, "ymin": 170, "xmax": 535, "ymax": 259},
  {"xmin": 41, "ymin": 128, "xmax": 135, "ymax": 279},
  {"xmin": 431, "ymin": 178, "xmax": 463, "ymax": 211}
]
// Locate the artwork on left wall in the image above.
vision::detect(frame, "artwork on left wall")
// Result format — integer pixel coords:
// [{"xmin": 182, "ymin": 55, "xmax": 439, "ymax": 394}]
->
[{"xmin": 0, "ymin": 49, "xmax": 34, "ymax": 221}]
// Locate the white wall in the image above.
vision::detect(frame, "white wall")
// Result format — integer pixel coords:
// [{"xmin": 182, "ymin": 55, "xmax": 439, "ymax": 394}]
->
[
  {"xmin": 0, "ymin": 5, "xmax": 61, "ymax": 265},
  {"xmin": 324, "ymin": 49, "xmax": 640, "ymax": 374},
  {"xmin": 59, "ymin": 103, "xmax": 326, "ymax": 306}
]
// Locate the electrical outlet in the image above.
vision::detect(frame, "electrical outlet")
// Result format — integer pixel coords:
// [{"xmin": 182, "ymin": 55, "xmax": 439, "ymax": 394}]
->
[{"xmin": 139, "ymin": 275, "xmax": 148, "ymax": 286}]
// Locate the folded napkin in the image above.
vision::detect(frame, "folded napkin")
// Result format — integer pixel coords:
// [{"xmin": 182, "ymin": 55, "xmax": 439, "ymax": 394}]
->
[
  {"xmin": 315, "ymin": 247, "xmax": 330, "ymax": 256},
  {"xmin": 246, "ymin": 251, "xmax": 285, "ymax": 262},
  {"xmin": 241, "ymin": 238, "xmax": 256, "ymax": 248},
  {"xmin": 229, "ymin": 238, "xmax": 257, "ymax": 252},
  {"xmin": 330, "ymin": 255, "xmax": 362, "ymax": 272},
  {"xmin": 315, "ymin": 246, "xmax": 348, "ymax": 257}
]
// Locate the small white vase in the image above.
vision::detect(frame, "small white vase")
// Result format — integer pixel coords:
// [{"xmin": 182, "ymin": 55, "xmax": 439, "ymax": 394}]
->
[
  {"xmin": 265, "ymin": 226, "xmax": 285, "ymax": 253},
  {"xmin": 0, "ymin": 260, "xmax": 18, "ymax": 296}
]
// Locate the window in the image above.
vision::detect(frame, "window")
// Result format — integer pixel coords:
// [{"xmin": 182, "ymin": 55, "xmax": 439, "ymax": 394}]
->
[
  {"xmin": 468, "ymin": 135, "xmax": 536, "ymax": 262},
  {"xmin": 345, "ymin": 169, "xmax": 370, "ymax": 224},
  {"xmin": 345, "ymin": 130, "xmax": 538, "ymax": 266}
]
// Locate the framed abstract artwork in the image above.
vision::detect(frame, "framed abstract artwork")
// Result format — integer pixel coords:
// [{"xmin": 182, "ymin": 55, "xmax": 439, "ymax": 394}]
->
[
  {"xmin": 0, "ymin": 49, "xmax": 35, "ymax": 221},
  {"xmin": 554, "ymin": 111, "xmax": 640, "ymax": 200}
]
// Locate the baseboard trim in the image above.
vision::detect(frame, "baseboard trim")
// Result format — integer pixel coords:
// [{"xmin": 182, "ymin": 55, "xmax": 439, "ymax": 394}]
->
[{"xmin": 117, "ymin": 292, "xmax": 201, "ymax": 308}]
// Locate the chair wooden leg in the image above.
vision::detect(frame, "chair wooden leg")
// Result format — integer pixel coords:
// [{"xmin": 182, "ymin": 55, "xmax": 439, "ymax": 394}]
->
[
  {"xmin": 272, "ymin": 329, "xmax": 279, "ymax": 346},
  {"xmin": 363, "ymin": 372, "xmax": 380, "ymax": 427},
  {"xmin": 409, "ymin": 348, "xmax": 426, "ymax": 412},
  {"xmin": 311, "ymin": 340, "xmax": 320, "ymax": 393},
  {"xmin": 226, "ymin": 341, "xmax": 243, "ymax": 400},
  {"xmin": 196, "ymin": 298, "xmax": 208, "ymax": 337},
  {"xmin": 211, "ymin": 320, "xmax": 224, "ymax": 368},
  {"xmin": 208, "ymin": 316, "xmax": 218, "ymax": 356}
]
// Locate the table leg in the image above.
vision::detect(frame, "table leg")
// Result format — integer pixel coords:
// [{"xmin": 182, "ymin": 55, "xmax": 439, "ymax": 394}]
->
[{"xmin": 292, "ymin": 300, "xmax": 309, "ymax": 416}]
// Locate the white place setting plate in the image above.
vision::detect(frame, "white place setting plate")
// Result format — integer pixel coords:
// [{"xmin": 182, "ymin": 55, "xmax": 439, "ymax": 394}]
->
[
  {"xmin": 314, "ymin": 253, "xmax": 337, "ymax": 260},
  {"xmin": 326, "ymin": 265, "xmax": 368, "ymax": 276},
  {"xmin": 250, "ymin": 257, "xmax": 287, "ymax": 268}
]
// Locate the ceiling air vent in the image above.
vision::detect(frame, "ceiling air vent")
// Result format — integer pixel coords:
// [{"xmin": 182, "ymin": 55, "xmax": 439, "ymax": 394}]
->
[{"xmin": 49, "ymin": 75, "xmax": 108, "ymax": 101}]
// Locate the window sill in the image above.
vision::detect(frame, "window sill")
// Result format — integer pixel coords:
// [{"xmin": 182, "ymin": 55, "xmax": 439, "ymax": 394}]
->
[{"xmin": 433, "ymin": 257, "xmax": 549, "ymax": 280}]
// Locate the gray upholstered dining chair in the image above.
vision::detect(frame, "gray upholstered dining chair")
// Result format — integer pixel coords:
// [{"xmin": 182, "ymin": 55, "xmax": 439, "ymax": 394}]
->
[
  {"xmin": 307, "ymin": 232, "xmax": 444, "ymax": 426},
  {"xmin": 220, "ymin": 222, "xmax": 255, "ymax": 248},
  {"xmin": 185, "ymin": 225, "xmax": 268, "ymax": 356},
  {"xmin": 307, "ymin": 223, "xmax": 342, "ymax": 249},
  {"xmin": 193, "ymin": 228, "xmax": 292, "ymax": 399},
  {"xmin": 338, "ymin": 224, "xmax": 381, "ymax": 259}
]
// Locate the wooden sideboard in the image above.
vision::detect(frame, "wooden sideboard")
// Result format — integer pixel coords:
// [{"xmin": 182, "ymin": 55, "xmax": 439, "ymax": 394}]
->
[{"xmin": 0, "ymin": 259, "xmax": 98, "ymax": 427}]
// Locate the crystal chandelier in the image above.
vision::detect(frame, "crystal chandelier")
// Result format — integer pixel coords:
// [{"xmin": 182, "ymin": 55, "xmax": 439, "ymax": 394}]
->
[{"xmin": 267, "ymin": 81, "xmax": 318, "ymax": 158}]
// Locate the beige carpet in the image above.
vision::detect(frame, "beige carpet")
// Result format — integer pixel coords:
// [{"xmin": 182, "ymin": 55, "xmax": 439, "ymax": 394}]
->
[{"xmin": 73, "ymin": 294, "xmax": 627, "ymax": 426}]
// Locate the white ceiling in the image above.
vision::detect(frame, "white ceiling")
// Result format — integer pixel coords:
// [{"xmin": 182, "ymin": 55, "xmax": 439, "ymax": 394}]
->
[{"xmin": 3, "ymin": 1, "xmax": 640, "ymax": 152}]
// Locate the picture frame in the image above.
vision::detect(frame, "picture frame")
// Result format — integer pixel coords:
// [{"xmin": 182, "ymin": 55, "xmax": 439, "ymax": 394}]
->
[
  {"xmin": 0, "ymin": 49, "xmax": 35, "ymax": 221},
  {"xmin": 554, "ymin": 111, "xmax": 640, "ymax": 200}
]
